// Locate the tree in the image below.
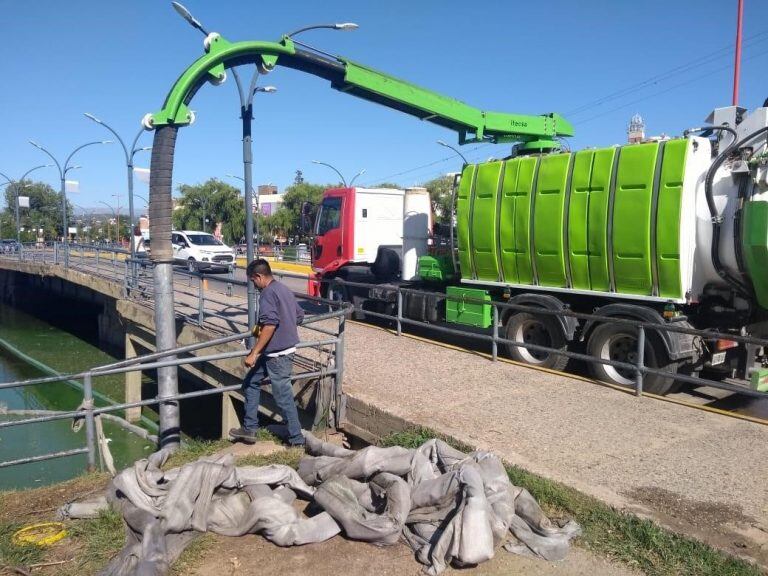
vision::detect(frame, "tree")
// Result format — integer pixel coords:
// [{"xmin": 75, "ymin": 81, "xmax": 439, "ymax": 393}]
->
[
  {"xmin": 173, "ymin": 179, "xmax": 245, "ymax": 244},
  {"xmin": 421, "ymin": 175, "xmax": 455, "ymax": 224},
  {"xmin": 270, "ymin": 181, "xmax": 329, "ymax": 238},
  {"xmin": 3, "ymin": 179, "xmax": 70, "ymax": 240},
  {"xmin": 294, "ymin": 170, "xmax": 304, "ymax": 185}
]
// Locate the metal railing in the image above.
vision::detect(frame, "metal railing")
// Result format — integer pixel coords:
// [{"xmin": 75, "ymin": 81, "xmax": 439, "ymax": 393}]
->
[
  {"xmin": 324, "ymin": 276, "xmax": 768, "ymax": 399},
  {"xmin": 3, "ymin": 243, "xmax": 765, "ymax": 401},
  {"xmin": 0, "ymin": 305, "xmax": 348, "ymax": 472}
]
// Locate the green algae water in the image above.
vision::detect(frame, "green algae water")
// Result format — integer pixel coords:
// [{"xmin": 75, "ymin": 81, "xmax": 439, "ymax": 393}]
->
[{"xmin": 0, "ymin": 303, "xmax": 155, "ymax": 490}]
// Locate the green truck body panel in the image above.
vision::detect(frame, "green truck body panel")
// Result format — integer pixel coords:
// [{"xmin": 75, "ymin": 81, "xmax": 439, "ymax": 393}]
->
[
  {"xmin": 567, "ymin": 148, "xmax": 615, "ymax": 291},
  {"xmin": 499, "ymin": 157, "xmax": 538, "ymax": 284},
  {"xmin": 457, "ymin": 165, "xmax": 477, "ymax": 279},
  {"xmin": 457, "ymin": 139, "xmax": 694, "ymax": 300},
  {"xmin": 656, "ymin": 139, "xmax": 688, "ymax": 298},
  {"xmin": 742, "ymin": 201, "xmax": 768, "ymax": 308},
  {"xmin": 533, "ymin": 153, "xmax": 571, "ymax": 287},
  {"xmin": 445, "ymin": 286, "xmax": 492, "ymax": 328},
  {"xmin": 471, "ymin": 162, "xmax": 504, "ymax": 281},
  {"xmin": 611, "ymin": 143, "xmax": 659, "ymax": 295}
]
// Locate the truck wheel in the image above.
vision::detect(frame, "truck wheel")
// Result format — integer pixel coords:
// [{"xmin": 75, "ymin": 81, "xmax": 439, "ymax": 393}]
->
[
  {"xmin": 586, "ymin": 323, "xmax": 678, "ymax": 395},
  {"xmin": 504, "ymin": 312, "xmax": 568, "ymax": 371}
]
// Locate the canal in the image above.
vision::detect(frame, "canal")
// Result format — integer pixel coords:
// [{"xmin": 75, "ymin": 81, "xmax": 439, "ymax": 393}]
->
[{"xmin": 0, "ymin": 303, "xmax": 155, "ymax": 490}]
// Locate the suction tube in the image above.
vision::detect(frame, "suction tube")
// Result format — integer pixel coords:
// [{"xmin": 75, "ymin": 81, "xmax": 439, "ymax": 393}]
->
[{"xmin": 703, "ymin": 125, "xmax": 768, "ymax": 296}]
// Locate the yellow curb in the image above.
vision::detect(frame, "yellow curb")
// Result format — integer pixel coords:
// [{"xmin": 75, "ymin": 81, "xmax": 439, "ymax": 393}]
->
[{"xmin": 235, "ymin": 257, "xmax": 311, "ymax": 274}]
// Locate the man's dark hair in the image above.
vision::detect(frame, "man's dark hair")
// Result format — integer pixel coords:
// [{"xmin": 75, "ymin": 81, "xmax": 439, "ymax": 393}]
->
[{"xmin": 246, "ymin": 258, "xmax": 272, "ymax": 278}]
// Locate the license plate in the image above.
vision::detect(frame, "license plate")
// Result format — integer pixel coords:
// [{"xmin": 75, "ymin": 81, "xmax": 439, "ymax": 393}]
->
[{"xmin": 711, "ymin": 351, "xmax": 726, "ymax": 366}]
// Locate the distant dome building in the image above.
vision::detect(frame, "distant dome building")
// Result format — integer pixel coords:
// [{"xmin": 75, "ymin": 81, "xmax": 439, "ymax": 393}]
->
[{"xmin": 628, "ymin": 113, "xmax": 645, "ymax": 144}]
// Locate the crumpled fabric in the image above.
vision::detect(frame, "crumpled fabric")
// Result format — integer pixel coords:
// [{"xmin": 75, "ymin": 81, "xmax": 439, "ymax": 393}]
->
[
  {"xmin": 84, "ymin": 434, "xmax": 579, "ymax": 575},
  {"xmin": 300, "ymin": 433, "xmax": 581, "ymax": 575},
  {"xmin": 98, "ymin": 449, "xmax": 340, "ymax": 576}
]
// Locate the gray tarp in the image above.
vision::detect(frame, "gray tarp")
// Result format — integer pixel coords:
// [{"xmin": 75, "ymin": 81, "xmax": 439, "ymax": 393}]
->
[
  {"xmin": 299, "ymin": 433, "xmax": 581, "ymax": 575},
  {"xmin": 85, "ymin": 433, "xmax": 579, "ymax": 575}
]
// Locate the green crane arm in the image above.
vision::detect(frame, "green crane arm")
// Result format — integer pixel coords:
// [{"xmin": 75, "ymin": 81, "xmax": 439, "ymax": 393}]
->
[{"xmin": 149, "ymin": 34, "xmax": 573, "ymax": 147}]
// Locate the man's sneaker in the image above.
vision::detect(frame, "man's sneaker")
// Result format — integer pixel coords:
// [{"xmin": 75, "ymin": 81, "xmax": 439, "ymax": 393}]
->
[{"xmin": 229, "ymin": 426, "xmax": 259, "ymax": 444}]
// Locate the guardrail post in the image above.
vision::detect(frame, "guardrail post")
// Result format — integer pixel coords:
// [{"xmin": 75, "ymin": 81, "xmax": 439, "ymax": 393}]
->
[
  {"xmin": 198, "ymin": 272, "xmax": 205, "ymax": 325},
  {"xmin": 96, "ymin": 247, "xmax": 100, "ymax": 267},
  {"xmin": 54, "ymin": 242, "xmax": 59, "ymax": 265},
  {"xmin": 227, "ymin": 266, "xmax": 234, "ymax": 297},
  {"xmin": 635, "ymin": 326, "xmax": 645, "ymax": 397},
  {"xmin": 396, "ymin": 288, "xmax": 403, "ymax": 336},
  {"xmin": 334, "ymin": 312, "xmax": 346, "ymax": 427},
  {"xmin": 492, "ymin": 304, "xmax": 499, "ymax": 361},
  {"xmin": 83, "ymin": 372, "xmax": 97, "ymax": 472},
  {"xmin": 123, "ymin": 260, "xmax": 130, "ymax": 297}
]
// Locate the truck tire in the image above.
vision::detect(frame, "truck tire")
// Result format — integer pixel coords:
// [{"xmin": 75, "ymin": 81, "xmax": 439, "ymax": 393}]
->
[
  {"xmin": 586, "ymin": 323, "xmax": 679, "ymax": 395},
  {"xmin": 504, "ymin": 312, "xmax": 568, "ymax": 371}
]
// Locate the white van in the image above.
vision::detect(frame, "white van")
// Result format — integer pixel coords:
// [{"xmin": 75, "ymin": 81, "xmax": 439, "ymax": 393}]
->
[{"xmin": 171, "ymin": 230, "xmax": 235, "ymax": 272}]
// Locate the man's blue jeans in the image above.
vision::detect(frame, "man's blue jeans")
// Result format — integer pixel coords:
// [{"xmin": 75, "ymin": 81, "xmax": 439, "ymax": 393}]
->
[{"xmin": 242, "ymin": 354, "xmax": 304, "ymax": 444}]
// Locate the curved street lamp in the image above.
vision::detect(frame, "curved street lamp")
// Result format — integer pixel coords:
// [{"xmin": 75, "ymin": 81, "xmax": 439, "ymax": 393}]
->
[
  {"xmin": 311, "ymin": 160, "xmax": 347, "ymax": 187},
  {"xmin": 29, "ymin": 140, "xmax": 111, "ymax": 242},
  {"xmin": 349, "ymin": 168, "xmax": 366, "ymax": 187},
  {"xmin": 284, "ymin": 22, "xmax": 359, "ymax": 38},
  {"xmin": 437, "ymin": 140, "xmax": 469, "ymax": 166},
  {"xmin": 97, "ymin": 201, "xmax": 118, "ymax": 244},
  {"xmin": 311, "ymin": 160, "xmax": 365, "ymax": 188},
  {"xmin": 0, "ymin": 164, "xmax": 53, "ymax": 243},
  {"xmin": 84, "ymin": 113, "xmax": 151, "ymax": 259}
]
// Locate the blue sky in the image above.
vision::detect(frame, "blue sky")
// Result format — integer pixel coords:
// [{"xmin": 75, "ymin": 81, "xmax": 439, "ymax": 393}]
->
[{"xmin": 2, "ymin": 0, "xmax": 768, "ymax": 213}]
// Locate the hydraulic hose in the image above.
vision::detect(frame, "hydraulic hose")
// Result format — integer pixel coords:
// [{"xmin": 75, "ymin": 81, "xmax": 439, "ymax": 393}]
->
[{"xmin": 702, "ymin": 125, "xmax": 768, "ymax": 296}]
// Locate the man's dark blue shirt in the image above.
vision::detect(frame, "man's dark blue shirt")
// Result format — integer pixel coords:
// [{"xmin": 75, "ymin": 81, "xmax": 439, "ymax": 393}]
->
[{"xmin": 258, "ymin": 280, "xmax": 304, "ymax": 354}]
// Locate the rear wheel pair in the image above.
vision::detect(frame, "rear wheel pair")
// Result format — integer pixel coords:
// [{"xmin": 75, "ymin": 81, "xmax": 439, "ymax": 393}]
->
[{"xmin": 502, "ymin": 313, "xmax": 678, "ymax": 395}]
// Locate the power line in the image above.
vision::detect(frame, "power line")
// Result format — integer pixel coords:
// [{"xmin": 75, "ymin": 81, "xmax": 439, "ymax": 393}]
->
[
  {"xmin": 575, "ymin": 46, "xmax": 768, "ymax": 126},
  {"xmin": 565, "ymin": 29, "xmax": 768, "ymax": 117},
  {"xmin": 362, "ymin": 30, "xmax": 768, "ymax": 187}
]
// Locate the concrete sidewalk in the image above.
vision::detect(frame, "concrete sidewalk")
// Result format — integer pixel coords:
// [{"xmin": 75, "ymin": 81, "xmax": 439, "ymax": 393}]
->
[{"xmin": 340, "ymin": 322, "xmax": 768, "ymax": 567}]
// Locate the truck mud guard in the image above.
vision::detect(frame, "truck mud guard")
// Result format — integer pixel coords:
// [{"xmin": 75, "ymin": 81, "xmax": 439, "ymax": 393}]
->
[
  {"xmin": 503, "ymin": 294, "xmax": 578, "ymax": 341},
  {"xmin": 581, "ymin": 303, "xmax": 696, "ymax": 361}
]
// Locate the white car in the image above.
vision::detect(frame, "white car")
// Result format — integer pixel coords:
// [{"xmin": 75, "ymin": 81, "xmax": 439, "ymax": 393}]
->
[{"xmin": 171, "ymin": 230, "xmax": 235, "ymax": 272}]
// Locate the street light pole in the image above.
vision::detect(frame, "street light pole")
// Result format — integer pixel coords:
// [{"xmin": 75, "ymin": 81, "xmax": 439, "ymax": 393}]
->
[
  {"xmin": 97, "ymin": 201, "xmax": 117, "ymax": 243},
  {"xmin": 231, "ymin": 67, "xmax": 276, "ymax": 344},
  {"xmin": 437, "ymin": 140, "xmax": 469, "ymax": 166},
  {"xmin": 349, "ymin": 168, "xmax": 366, "ymax": 187},
  {"xmin": 311, "ymin": 160, "xmax": 348, "ymax": 186},
  {"xmin": 29, "ymin": 140, "xmax": 111, "ymax": 242},
  {"xmin": 84, "ymin": 114, "xmax": 151, "ymax": 259},
  {"xmin": 0, "ymin": 165, "xmax": 52, "ymax": 244}
]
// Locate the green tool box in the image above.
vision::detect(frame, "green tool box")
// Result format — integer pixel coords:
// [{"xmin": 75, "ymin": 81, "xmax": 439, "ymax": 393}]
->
[
  {"xmin": 418, "ymin": 255, "xmax": 454, "ymax": 282},
  {"xmin": 445, "ymin": 286, "xmax": 492, "ymax": 328}
]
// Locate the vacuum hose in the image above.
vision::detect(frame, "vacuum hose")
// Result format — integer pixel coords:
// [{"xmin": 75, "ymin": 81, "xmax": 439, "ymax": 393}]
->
[{"xmin": 702, "ymin": 125, "xmax": 768, "ymax": 296}]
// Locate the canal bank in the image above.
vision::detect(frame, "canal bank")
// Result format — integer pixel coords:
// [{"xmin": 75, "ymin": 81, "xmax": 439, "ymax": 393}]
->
[{"xmin": 0, "ymin": 303, "xmax": 155, "ymax": 490}]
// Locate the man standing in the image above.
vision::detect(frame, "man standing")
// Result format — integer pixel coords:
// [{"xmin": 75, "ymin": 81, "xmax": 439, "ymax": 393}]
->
[{"xmin": 229, "ymin": 259, "xmax": 305, "ymax": 446}]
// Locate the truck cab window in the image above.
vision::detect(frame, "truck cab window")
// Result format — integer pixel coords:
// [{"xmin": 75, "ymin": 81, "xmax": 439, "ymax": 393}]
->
[{"xmin": 316, "ymin": 197, "xmax": 342, "ymax": 235}]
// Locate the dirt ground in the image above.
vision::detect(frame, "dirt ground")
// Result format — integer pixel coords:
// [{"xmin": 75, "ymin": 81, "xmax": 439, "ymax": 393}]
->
[
  {"xmin": 188, "ymin": 532, "xmax": 638, "ymax": 576},
  {"xmin": 0, "ymin": 442, "xmax": 641, "ymax": 576}
]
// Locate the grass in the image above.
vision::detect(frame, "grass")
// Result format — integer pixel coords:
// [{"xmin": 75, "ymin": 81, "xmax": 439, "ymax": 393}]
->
[
  {"xmin": 170, "ymin": 533, "xmax": 216, "ymax": 576},
  {"xmin": 0, "ymin": 521, "xmax": 46, "ymax": 569},
  {"xmin": 163, "ymin": 429, "xmax": 280, "ymax": 469},
  {"xmin": 379, "ymin": 427, "xmax": 763, "ymax": 576}
]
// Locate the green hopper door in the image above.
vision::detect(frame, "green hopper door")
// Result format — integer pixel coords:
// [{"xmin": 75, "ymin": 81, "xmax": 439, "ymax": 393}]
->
[{"xmin": 457, "ymin": 139, "xmax": 689, "ymax": 300}]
